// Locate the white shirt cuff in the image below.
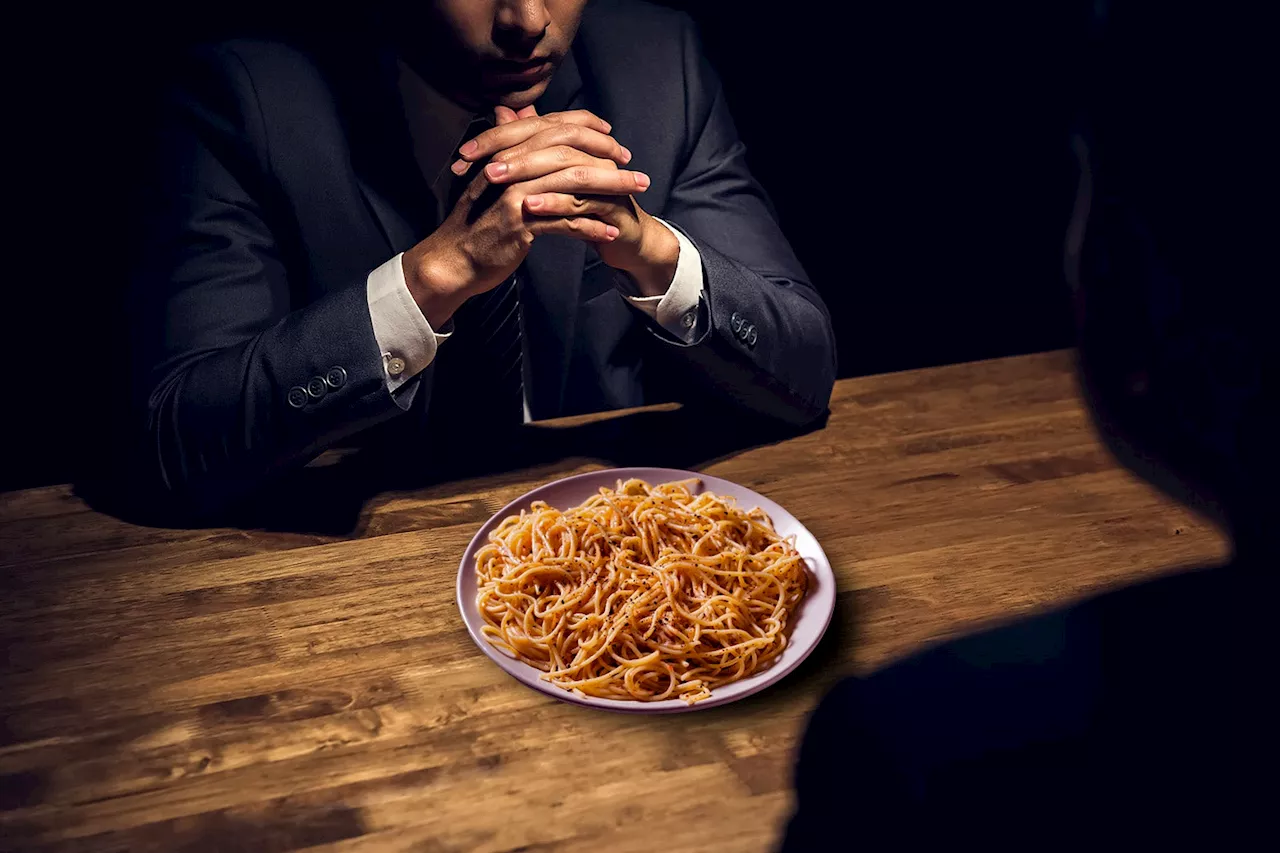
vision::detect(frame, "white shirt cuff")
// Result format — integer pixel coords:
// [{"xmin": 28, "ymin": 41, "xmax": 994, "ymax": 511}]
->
[
  {"xmin": 624, "ymin": 217, "xmax": 705, "ymax": 344},
  {"xmin": 366, "ymin": 253, "xmax": 451, "ymax": 394}
]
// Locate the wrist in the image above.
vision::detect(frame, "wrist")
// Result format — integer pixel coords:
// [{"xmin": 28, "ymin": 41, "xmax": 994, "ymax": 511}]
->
[
  {"xmin": 625, "ymin": 216, "xmax": 680, "ymax": 297},
  {"xmin": 402, "ymin": 246, "xmax": 468, "ymax": 328}
]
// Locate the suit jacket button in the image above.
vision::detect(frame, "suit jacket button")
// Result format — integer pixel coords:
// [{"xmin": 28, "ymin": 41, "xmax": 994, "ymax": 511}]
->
[
  {"xmin": 287, "ymin": 386, "xmax": 309, "ymax": 409},
  {"xmin": 747, "ymin": 326, "xmax": 758, "ymax": 347},
  {"xmin": 730, "ymin": 312, "xmax": 744, "ymax": 333},
  {"xmin": 306, "ymin": 376, "xmax": 328, "ymax": 399},
  {"xmin": 325, "ymin": 366, "xmax": 347, "ymax": 389}
]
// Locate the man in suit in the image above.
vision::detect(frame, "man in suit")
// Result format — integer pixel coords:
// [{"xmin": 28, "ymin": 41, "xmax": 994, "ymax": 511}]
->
[
  {"xmin": 124, "ymin": 0, "xmax": 836, "ymax": 517},
  {"xmin": 779, "ymin": 2, "xmax": 1275, "ymax": 848}
]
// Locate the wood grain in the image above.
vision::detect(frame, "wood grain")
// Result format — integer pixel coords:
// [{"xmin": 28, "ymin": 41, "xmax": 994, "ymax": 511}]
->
[{"xmin": 0, "ymin": 351, "xmax": 1230, "ymax": 852}]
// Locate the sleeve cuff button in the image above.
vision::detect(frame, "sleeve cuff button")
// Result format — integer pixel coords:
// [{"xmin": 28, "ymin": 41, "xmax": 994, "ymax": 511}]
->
[
  {"xmin": 325, "ymin": 366, "xmax": 348, "ymax": 389},
  {"xmin": 287, "ymin": 387, "xmax": 309, "ymax": 409}
]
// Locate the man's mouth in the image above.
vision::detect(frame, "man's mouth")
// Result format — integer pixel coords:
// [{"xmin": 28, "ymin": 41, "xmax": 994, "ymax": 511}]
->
[{"xmin": 484, "ymin": 56, "xmax": 555, "ymax": 84}]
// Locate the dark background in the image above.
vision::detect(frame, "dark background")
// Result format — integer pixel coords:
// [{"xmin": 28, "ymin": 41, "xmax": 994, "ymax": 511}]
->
[{"xmin": 3, "ymin": 0, "xmax": 1088, "ymax": 491}]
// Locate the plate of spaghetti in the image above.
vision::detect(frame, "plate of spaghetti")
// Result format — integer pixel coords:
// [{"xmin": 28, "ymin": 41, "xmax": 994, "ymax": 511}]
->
[{"xmin": 456, "ymin": 467, "xmax": 835, "ymax": 712}]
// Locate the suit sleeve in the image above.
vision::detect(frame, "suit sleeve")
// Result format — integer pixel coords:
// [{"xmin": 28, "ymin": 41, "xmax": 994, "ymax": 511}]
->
[
  {"xmin": 650, "ymin": 16, "xmax": 837, "ymax": 427},
  {"xmin": 125, "ymin": 45, "xmax": 414, "ymax": 517}
]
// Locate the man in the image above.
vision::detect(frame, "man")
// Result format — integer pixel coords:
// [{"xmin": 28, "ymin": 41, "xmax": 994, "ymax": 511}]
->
[
  {"xmin": 780, "ymin": 1, "xmax": 1275, "ymax": 848},
  {"xmin": 125, "ymin": 0, "xmax": 836, "ymax": 516}
]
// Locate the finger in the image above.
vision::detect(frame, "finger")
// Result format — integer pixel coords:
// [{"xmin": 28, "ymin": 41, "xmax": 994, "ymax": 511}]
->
[
  {"xmin": 456, "ymin": 122, "xmax": 628, "ymax": 177},
  {"xmin": 453, "ymin": 106, "xmax": 519, "ymax": 175},
  {"xmin": 520, "ymin": 165, "xmax": 650, "ymax": 197},
  {"xmin": 484, "ymin": 147, "xmax": 618, "ymax": 184},
  {"xmin": 523, "ymin": 192, "xmax": 625, "ymax": 223},
  {"xmin": 458, "ymin": 109, "xmax": 613, "ymax": 161},
  {"xmin": 493, "ymin": 124, "xmax": 631, "ymax": 167},
  {"xmin": 527, "ymin": 215, "xmax": 620, "ymax": 243}
]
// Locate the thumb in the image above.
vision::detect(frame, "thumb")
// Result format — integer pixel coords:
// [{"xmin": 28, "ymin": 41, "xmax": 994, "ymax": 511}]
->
[
  {"xmin": 516, "ymin": 105, "xmax": 539, "ymax": 120},
  {"xmin": 494, "ymin": 105, "xmax": 518, "ymax": 125}
]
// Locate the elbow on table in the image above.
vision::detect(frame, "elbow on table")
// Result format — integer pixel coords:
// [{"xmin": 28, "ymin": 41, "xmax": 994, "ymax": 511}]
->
[
  {"xmin": 791, "ymin": 319, "xmax": 838, "ymax": 427},
  {"xmin": 91, "ymin": 375, "xmax": 244, "ymax": 525}
]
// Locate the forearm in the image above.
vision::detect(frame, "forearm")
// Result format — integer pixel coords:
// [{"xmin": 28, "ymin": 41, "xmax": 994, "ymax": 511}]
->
[
  {"xmin": 138, "ymin": 281, "xmax": 410, "ymax": 516},
  {"xmin": 646, "ymin": 228, "xmax": 836, "ymax": 427}
]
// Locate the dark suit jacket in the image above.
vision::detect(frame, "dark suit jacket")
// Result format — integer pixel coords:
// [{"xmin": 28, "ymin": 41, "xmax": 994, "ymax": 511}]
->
[{"xmin": 127, "ymin": 0, "xmax": 836, "ymax": 515}]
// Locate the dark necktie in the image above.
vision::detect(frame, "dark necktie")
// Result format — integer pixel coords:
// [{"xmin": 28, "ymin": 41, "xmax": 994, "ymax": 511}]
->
[{"xmin": 429, "ymin": 115, "xmax": 526, "ymax": 434}]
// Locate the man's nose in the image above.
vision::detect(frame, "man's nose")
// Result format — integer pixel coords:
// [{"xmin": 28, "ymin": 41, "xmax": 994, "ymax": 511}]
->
[{"xmin": 495, "ymin": 1, "xmax": 551, "ymax": 51}]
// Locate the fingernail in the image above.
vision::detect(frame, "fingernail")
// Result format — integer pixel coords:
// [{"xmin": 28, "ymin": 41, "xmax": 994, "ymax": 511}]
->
[
  {"xmin": 620, "ymin": 146, "xmax": 632, "ymax": 164},
  {"xmin": 602, "ymin": 121, "xmax": 613, "ymax": 133},
  {"xmin": 486, "ymin": 161, "xmax": 509, "ymax": 179},
  {"xmin": 450, "ymin": 159, "xmax": 468, "ymax": 175},
  {"xmin": 526, "ymin": 195, "xmax": 543, "ymax": 209},
  {"xmin": 460, "ymin": 139, "xmax": 479, "ymax": 156},
  {"xmin": 634, "ymin": 172, "xmax": 650, "ymax": 189},
  {"xmin": 605, "ymin": 225, "xmax": 620, "ymax": 239}
]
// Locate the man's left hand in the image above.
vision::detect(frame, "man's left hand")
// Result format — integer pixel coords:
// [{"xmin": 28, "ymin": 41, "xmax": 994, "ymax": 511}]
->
[{"xmin": 456, "ymin": 106, "xmax": 679, "ymax": 297}]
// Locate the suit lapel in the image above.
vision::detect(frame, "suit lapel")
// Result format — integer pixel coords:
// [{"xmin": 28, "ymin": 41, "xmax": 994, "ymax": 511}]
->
[
  {"xmin": 358, "ymin": 178, "xmax": 422, "ymax": 256},
  {"xmin": 329, "ymin": 43, "xmax": 436, "ymax": 256},
  {"xmin": 523, "ymin": 49, "xmax": 589, "ymax": 419}
]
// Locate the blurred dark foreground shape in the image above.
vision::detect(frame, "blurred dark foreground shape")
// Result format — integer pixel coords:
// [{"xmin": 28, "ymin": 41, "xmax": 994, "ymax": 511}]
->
[{"xmin": 781, "ymin": 1, "xmax": 1278, "ymax": 848}]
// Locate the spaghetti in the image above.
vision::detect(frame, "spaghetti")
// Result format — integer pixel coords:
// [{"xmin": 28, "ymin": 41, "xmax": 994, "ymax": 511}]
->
[{"xmin": 475, "ymin": 478, "xmax": 808, "ymax": 704}]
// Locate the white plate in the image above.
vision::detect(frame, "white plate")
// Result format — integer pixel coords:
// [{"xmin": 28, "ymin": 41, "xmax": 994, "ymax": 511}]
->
[{"xmin": 456, "ymin": 467, "xmax": 836, "ymax": 713}]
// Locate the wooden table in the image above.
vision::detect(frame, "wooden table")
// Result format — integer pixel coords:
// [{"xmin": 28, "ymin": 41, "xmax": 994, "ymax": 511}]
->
[{"xmin": 0, "ymin": 351, "xmax": 1229, "ymax": 852}]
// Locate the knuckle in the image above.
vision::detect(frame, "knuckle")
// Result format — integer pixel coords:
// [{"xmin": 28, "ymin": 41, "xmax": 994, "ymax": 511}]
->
[
  {"xmin": 531, "ymin": 127, "xmax": 560, "ymax": 147},
  {"xmin": 571, "ymin": 166, "xmax": 590, "ymax": 184},
  {"xmin": 553, "ymin": 145, "xmax": 574, "ymax": 164},
  {"xmin": 572, "ymin": 196, "xmax": 589, "ymax": 211}
]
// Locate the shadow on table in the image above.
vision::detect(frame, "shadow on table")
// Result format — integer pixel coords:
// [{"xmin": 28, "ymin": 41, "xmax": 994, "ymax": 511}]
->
[{"xmin": 76, "ymin": 404, "xmax": 826, "ymax": 535}]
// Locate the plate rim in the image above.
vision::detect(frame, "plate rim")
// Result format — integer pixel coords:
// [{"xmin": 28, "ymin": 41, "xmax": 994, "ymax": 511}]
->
[{"xmin": 455, "ymin": 466, "xmax": 836, "ymax": 714}]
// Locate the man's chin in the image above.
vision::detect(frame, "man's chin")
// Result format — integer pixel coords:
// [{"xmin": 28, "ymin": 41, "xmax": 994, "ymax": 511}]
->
[{"xmin": 492, "ymin": 78, "xmax": 553, "ymax": 111}]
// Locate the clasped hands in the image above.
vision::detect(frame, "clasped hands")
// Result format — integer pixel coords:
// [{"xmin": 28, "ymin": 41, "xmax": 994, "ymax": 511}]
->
[{"xmin": 402, "ymin": 105, "xmax": 679, "ymax": 329}]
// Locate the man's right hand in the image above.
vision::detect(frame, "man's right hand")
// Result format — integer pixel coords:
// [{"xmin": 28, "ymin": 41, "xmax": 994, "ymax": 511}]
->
[{"xmin": 401, "ymin": 109, "xmax": 645, "ymax": 329}]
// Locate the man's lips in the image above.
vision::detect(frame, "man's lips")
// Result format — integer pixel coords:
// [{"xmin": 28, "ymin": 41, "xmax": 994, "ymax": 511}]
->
[{"xmin": 484, "ymin": 57, "xmax": 555, "ymax": 82}]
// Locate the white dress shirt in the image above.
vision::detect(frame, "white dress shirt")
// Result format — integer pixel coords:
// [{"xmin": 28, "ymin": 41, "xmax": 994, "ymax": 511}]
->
[{"xmin": 365, "ymin": 60, "xmax": 706, "ymax": 420}]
